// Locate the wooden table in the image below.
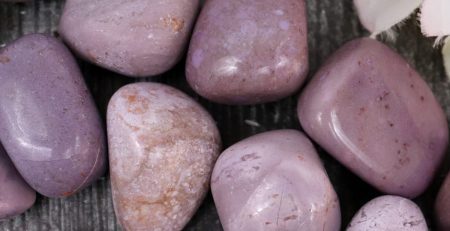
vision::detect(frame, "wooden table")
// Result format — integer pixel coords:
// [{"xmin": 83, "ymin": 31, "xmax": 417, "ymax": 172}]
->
[{"xmin": 1, "ymin": 0, "xmax": 449, "ymax": 230}]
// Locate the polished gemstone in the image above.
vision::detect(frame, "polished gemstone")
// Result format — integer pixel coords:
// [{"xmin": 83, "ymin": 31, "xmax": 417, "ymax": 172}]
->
[
  {"xmin": 107, "ymin": 83, "xmax": 221, "ymax": 231},
  {"xmin": 211, "ymin": 130, "xmax": 340, "ymax": 231},
  {"xmin": 0, "ymin": 34, "xmax": 106, "ymax": 198},
  {"xmin": 298, "ymin": 38, "xmax": 448, "ymax": 198},
  {"xmin": 186, "ymin": 0, "xmax": 308, "ymax": 105},
  {"xmin": 59, "ymin": 0, "xmax": 199, "ymax": 77}
]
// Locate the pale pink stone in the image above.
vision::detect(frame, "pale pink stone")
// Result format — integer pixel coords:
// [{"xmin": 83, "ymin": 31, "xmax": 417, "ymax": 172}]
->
[
  {"xmin": 347, "ymin": 195, "xmax": 427, "ymax": 230},
  {"xmin": 107, "ymin": 83, "xmax": 221, "ymax": 231},
  {"xmin": 211, "ymin": 130, "xmax": 341, "ymax": 231},
  {"xmin": 59, "ymin": 0, "xmax": 199, "ymax": 77}
]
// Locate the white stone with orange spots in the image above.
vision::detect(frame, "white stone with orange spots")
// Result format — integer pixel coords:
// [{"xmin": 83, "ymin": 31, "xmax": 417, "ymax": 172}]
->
[{"xmin": 107, "ymin": 82, "xmax": 221, "ymax": 231}]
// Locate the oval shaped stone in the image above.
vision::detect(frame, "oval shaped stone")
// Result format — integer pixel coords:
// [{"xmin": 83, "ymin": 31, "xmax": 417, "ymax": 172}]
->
[
  {"xmin": 186, "ymin": 0, "xmax": 308, "ymax": 105},
  {"xmin": 0, "ymin": 145, "xmax": 35, "ymax": 220},
  {"xmin": 59, "ymin": 0, "xmax": 200, "ymax": 77},
  {"xmin": 347, "ymin": 195, "xmax": 427, "ymax": 230},
  {"xmin": 211, "ymin": 130, "xmax": 340, "ymax": 231},
  {"xmin": 435, "ymin": 173, "xmax": 450, "ymax": 230},
  {"xmin": 107, "ymin": 83, "xmax": 221, "ymax": 230},
  {"xmin": 298, "ymin": 38, "xmax": 448, "ymax": 198},
  {"xmin": 0, "ymin": 34, "xmax": 106, "ymax": 198}
]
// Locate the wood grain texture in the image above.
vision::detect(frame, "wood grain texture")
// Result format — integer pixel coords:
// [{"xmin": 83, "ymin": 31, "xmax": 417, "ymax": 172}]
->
[{"xmin": 1, "ymin": 0, "xmax": 449, "ymax": 230}]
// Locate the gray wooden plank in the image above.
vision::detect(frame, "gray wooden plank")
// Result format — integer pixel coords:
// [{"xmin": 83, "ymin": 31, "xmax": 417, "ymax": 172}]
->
[{"xmin": 1, "ymin": 0, "xmax": 449, "ymax": 230}]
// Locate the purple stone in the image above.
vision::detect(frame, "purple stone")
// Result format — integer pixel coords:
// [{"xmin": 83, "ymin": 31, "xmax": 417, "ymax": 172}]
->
[
  {"xmin": 347, "ymin": 195, "xmax": 427, "ymax": 230},
  {"xmin": 0, "ymin": 145, "xmax": 35, "ymax": 220},
  {"xmin": 59, "ymin": 0, "xmax": 200, "ymax": 77},
  {"xmin": 211, "ymin": 130, "xmax": 341, "ymax": 231},
  {"xmin": 298, "ymin": 38, "xmax": 448, "ymax": 198},
  {"xmin": 186, "ymin": 0, "xmax": 309, "ymax": 105},
  {"xmin": 0, "ymin": 34, "xmax": 106, "ymax": 198}
]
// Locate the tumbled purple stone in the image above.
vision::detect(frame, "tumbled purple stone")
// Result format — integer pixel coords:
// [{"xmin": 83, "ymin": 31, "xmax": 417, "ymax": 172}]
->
[
  {"xmin": 347, "ymin": 195, "xmax": 427, "ymax": 230},
  {"xmin": 59, "ymin": 0, "xmax": 200, "ymax": 77},
  {"xmin": 0, "ymin": 34, "xmax": 106, "ymax": 198},
  {"xmin": 211, "ymin": 130, "xmax": 341, "ymax": 231},
  {"xmin": 298, "ymin": 38, "xmax": 448, "ymax": 198},
  {"xmin": 0, "ymin": 145, "xmax": 35, "ymax": 220},
  {"xmin": 186, "ymin": 0, "xmax": 308, "ymax": 105}
]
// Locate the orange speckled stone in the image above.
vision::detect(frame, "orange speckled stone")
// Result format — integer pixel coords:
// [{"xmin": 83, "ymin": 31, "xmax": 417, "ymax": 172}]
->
[
  {"xmin": 59, "ymin": 0, "xmax": 199, "ymax": 77},
  {"xmin": 107, "ymin": 83, "xmax": 221, "ymax": 231}
]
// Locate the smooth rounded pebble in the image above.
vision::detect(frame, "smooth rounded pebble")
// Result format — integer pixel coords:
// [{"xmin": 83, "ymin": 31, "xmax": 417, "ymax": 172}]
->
[
  {"xmin": 186, "ymin": 0, "xmax": 309, "ymax": 105},
  {"xmin": 298, "ymin": 38, "xmax": 448, "ymax": 198},
  {"xmin": 0, "ymin": 145, "xmax": 35, "ymax": 220},
  {"xmin": 59, "ymin": 0, "xmax": 200, "ymax": 77},
  {"xmin": 0, "ymin": 34, "xmax": 106, "ymax": 198},
  {"xmin": 107, "ymin": 82, "xmax": 221, "ymax": 231},
  {"xmin": 211, "ymin": 130, "xmax": 341, "ymax": 231},
  {"xmin": 347, "ymin": 195, "xmax": 427, "ymax": 230}
]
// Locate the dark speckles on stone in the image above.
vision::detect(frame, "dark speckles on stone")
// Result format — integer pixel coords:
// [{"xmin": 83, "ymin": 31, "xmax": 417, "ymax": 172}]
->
[
  {"xmin": 360, "ymin": 210, "xmax": 367, "ymax": 218},
  {"xmin": 403, "ymin": 219, "xmax": 423, "ymax": 227},
  {"xmin": 240, "ymin": 153, "xmax": 261, "ymax": 161},
  {"xmin": 0, "ymin": 55, "xmax": 10, "ymax": 63},
  {"xmin": 398, "ymin": 156, "xmax": 410, "ymax": 166},
  {"xmin": 428, "ymin": 142, "xmax": 435, "ymax": 150},
  {"xmin": 376, "ymin": 91, "xmax": 390, "ymax": 102},
  {"xmin": 252, "ymin": 166, "xmax": 260, "ymax": 170},
  {"xmin": 358, "ymin": 107, "xmax": 365, "ymax": 115},
  {"xmin": 420, "ymin": 96, "xmax": 425, "ymax": 101},
  {"xmin": 283, "ymin": 215, "xmax": 297, "ymax": 221},
  {"xmin": 403, "ymin": 143, "xmax": 410, "ymax": 151}
]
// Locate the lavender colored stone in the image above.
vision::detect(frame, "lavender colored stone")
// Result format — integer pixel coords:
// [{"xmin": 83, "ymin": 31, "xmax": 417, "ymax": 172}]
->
[
  {"xmin": 347, "ymin": 195, "xmax": 427, "ymax": 230},
  {"xmin": 211, "ymin": 130, "xmax": 340, "ymax": 231},
  {"xmin": 107, "ymin": 83, "xmax": 221, "ymax": 231},
  {"xmin": 435, "ymin": 173, "xmax": 450, "ymax": 230},
  {"xmin": 186, "ymin": 0, "xmax": 308, "ymax": 105},
  {"xmin": 0, "ymin": 145, "xmax": 35, "ymax": 220},
  {"xmin": 0, "ymin": 34, "xmax": 106, "ymax": 198},
  {"xmin": 59, "ymin": 0, "xmax": 200, "ymax": 77},
  {"xmin": 298, "ymin": 38, "xmax": 448, "ymax": 198}
]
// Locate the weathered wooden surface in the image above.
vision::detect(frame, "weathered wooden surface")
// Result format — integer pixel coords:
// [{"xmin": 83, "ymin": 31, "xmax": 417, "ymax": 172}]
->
[{"xmin": 0, "ymin": 0, "xmax": 449, "ymax": 230}]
